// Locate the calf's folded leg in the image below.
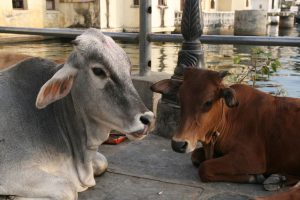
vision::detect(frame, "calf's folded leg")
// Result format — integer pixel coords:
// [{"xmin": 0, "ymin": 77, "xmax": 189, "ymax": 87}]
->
[
  {"xmin": 199, "ymin": 153, "xmax": 265, "ymax": 183},
  {"xmin": 191, "ymin": 147, "xmax": 206, "ymax": 167}
]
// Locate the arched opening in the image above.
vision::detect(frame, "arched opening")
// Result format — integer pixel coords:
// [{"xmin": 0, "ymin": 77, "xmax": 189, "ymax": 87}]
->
[{"xmin": 210, "ymin": 0, "xmax": 215, "ymax": 9}]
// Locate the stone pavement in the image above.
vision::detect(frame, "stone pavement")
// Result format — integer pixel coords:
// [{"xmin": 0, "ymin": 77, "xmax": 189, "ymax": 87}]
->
[{"xmin": 79, "ymin": 134, "xmax": 273, "ymax": 200}]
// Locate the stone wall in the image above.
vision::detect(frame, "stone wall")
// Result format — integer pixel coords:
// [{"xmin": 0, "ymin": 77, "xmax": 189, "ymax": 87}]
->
[
  {"xmin": 203, "ymin": 11, "xmax": 234, "ymax": 34},
  {"xmin": 0, "ymin": 0, "xmax": 45, "ymax": 28}
]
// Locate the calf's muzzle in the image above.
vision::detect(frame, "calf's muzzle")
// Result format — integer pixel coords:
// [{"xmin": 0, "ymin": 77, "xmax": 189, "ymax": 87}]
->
[{"xmin": 171, "ymin": 140, "xmax": 188, "ymax": 153}]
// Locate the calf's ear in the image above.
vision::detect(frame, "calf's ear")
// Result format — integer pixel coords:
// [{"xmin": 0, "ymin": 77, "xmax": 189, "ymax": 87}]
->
[
  {"xmin": 36, "ymin": 65, "xmax": 78, "ymax": 109},
  {"xmin": 220, "ymin": 88, "xmax": 239, "ymax": 108},
  {"xmin": 151, "ymin": 79, "xmax": 182, "ymax": 95}
]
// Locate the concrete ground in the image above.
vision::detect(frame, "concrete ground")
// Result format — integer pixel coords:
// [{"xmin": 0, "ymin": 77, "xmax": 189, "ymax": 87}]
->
[{"xmin": 79, "ymin": 134, "xmax": 273, "ymax": 200}]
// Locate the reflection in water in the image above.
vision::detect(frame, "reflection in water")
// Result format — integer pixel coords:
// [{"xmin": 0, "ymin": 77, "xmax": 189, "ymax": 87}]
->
[{"xmin": 0, "ymin": 25, "xmax": 299, "ymax": 97}]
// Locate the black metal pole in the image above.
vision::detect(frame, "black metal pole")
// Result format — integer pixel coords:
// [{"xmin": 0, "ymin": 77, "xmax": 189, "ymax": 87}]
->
[
  {"xmin": 162, "ymin": 0, "xmax": 205, "ymax": 104},
  {"xmin": 173, "ymin": 0, "xmax": 204, "ymax": 79},
  {"xmin": 139, "ymin": 0, "xmax": 152, "ymax": 76}
]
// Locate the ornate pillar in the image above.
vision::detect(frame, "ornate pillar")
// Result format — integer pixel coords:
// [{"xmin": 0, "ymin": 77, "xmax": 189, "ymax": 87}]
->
[
  {"xmin": 154, "ymin": 0, "xmax": 205, "ymax": 138},
  {"xmin": 162, "ymin": 0, "xmax": 205, "ymax": 104}
]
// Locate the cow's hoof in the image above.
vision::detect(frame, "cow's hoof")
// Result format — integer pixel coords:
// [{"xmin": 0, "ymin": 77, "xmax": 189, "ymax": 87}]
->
[
  {"xmin": 263, "ymin": 174, "xmax": 286, "ymax": 191},
  {"xmin": 93, "ymin": 152, "xmax": 108, "ymax": 176}
]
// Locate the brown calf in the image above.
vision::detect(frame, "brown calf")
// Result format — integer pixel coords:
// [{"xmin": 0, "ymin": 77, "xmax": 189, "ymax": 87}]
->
[
  {"xmin": 0, "ymin": 52, "xmax": 65, "ymax": 70},
  {"xmin": 0, "ymin": 52, "xmax": 32, "ymax": 70},
  {"xmin": 152, "ymin": 68, "xmax": 300, "ymax": 197}
]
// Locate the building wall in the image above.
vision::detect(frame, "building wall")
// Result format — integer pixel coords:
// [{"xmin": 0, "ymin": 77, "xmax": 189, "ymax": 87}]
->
[
  {"xmin": 202, "ymin": 0, "xmax": 218, "ymax": 11},
  {"xmin": 56, "ymin": 0, "xmax": 100, "ymax": 28},
  {"xmin": 0, "ymin": 0, "xmax": 45, "ymax": 27},
  {"xmin": 231, "ymin": 0, "xmax": 251, "ymax": 10},
  {"xmin": 122, "ymin": 0, "xmax": 180, "ymax": 32},
  {"xmin": 217, "ymin": 0, "xmax": 233, "ymax": 11},
  {"xmin": 122, "ymin": 0, "xmax": 140, "ymax": 31},
  {"xmin": 252, "ymin": 0, "xmax": 280, "ymax": 11}
]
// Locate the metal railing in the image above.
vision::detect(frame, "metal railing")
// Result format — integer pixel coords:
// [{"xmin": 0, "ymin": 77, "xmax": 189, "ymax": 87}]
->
[
  {"xmin": 0, "ymin": 0, "xmax": 300, "ymax": 77},
  {"xmin": 0, "ymin": 26, "xmax": 299, "ymax": 47}
]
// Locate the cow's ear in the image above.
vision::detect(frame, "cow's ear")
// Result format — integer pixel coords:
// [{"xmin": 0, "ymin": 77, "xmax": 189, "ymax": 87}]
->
[
  {"xmin": 36, "ymin": 65, "xmax": 78, "ymax": 109},
  {"xmin": 220, "ymin": 88, "xmax": 239, "ymax": 108},
  {"xmin": 151, "ymin": 79, "xmax": 182, "ymax": 95}
]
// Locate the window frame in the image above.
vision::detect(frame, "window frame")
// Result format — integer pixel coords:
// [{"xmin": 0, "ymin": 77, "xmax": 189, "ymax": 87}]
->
[
  {"xmin": 133, "ymin": 0, "xmax": 139, "ymax": 6},
  {"xmin": 46, "ymin": 0, "xmax": 56, "ymax": 10},
  {"xmin": 158, "ymin": 0, "xmax": 167, "ymax": 6},
  {"xmin": 12, "ymin": 0, "xmax": 27, "ymax": 9}
]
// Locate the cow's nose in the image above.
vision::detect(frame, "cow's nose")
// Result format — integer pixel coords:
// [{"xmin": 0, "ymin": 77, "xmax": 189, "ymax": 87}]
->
[
  {"xmin": 171, "ymin": 140, "xmax": 188, "ymax": 153},
  {"xmin": 139, "ymin": 112, "xmax": 154, "ymax": 126}
]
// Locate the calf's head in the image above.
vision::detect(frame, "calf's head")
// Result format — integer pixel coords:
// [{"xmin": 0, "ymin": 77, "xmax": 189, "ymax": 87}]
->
[
  {"xmin": 36, "ymin": 28, "xmax": 154, "ymax": 140},
  {"xmin": 151, "ymin": 69, "xmax": 238, "ymax": 153}
]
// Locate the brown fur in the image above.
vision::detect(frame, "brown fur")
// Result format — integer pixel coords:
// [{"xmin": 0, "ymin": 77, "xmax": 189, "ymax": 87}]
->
[
  {"xmin": 0, "ymin": 52, "xmax": 32, "ymax": 70},
  {"xmin": 0, "ymin": 52, "xmax": 65, "ymax": 71},
  {"xmin": 152, "ymin": 68, "xmax": 300, "ymax": 200}
]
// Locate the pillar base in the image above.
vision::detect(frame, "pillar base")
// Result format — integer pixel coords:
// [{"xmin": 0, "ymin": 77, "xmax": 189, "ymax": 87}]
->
[
  {"xmin": 152, "ymin": 100, "xmax": 180, "ymax": 139},
  {"xmin": 132, "ymin": 71, "xmax": 170, "ymax": 112}
]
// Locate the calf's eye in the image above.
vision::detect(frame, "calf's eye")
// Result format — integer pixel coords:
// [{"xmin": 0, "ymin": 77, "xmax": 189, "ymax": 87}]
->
[
  {"xmin": 204, "ymin": 100, "xmax": 213, "ymax": 109},
  {"xmin": 92, "ymin": 68, "xmax": 106, "ymax": 78}
]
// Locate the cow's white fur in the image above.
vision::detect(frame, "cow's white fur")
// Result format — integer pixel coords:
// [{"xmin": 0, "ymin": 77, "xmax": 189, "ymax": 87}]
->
[{"xmin": 0, "ymin": 29, "xmax": 153, "ymax": 200}]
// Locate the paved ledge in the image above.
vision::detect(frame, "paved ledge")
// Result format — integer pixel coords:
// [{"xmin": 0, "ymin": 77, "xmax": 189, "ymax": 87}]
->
[
  {"xmin": 80, "ymin": 134, "xmax": 273, "ymax": 200},
  {"xmin": 0, "ymin": 134, "xmax": 273, "ymax": 200}
]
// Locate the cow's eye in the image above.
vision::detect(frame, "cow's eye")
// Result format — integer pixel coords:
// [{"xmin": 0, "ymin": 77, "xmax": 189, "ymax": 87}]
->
[{"xmin": 92, "ymin": 68, "xmax": 106, "ymax": 78}]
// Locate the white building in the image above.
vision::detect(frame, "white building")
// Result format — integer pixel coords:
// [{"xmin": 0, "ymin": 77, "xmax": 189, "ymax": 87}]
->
[{"xmin": 251, "ymin": 0, "xmax": 281, "ymax": 11}]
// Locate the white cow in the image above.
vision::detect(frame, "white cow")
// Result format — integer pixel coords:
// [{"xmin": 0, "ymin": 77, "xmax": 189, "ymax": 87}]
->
[{"xmin": 0, "ymin": 28, "xmax": 154, "ymax": 200}]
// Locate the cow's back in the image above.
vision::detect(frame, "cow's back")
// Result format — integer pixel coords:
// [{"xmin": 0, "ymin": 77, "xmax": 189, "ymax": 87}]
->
[
  {"xmin": 228, "ymin": 84, "xmax": 300, "ymax": 176},
  {"xmin": 265, "ymin": 96, "xmax": 300, "ymax": 174},
  {"xmin": 0, "ymin": 52, "xmax": 32, "ymax": 71},
  {"xmin": 0, "ymin": 58, "xmax": 69, "ymax": 179}
]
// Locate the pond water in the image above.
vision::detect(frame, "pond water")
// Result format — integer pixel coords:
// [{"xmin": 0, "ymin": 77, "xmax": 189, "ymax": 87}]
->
[{"xmin": 0, "ymin": 25, "xmax": 299, "ymax": 97}]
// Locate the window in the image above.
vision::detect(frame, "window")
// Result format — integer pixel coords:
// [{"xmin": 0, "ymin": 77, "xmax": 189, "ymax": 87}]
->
[
  {"xmin": 246, "ymin": 0, "xmax": 249, "ymax": 7},
  {"xmin": 158, "ymin": 0, "xmax": 167, "ymax": 6},
  {"xmin": 133, "ymin": 0, "xmax": 139, "ymax": 6},
  {"xmin": 210, "ymin": 0, "xmax": 215, "ymax": 9},
  {"xmin": 46, "ymin": 0, "xmax": 55, "ymax": 10},
  {"xmin": 12, "ymin": 0, "xmax": 25, "ymax": 9},
  {"xmin": 272, "ymin": 0, "xmax": 275, "ymax": 9}
]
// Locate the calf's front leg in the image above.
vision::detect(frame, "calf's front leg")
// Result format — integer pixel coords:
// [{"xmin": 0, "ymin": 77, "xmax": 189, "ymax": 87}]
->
[
  {"xmin": 199, "ymin": 153, "xmax": 266, "ymax": 183},
  {"xmin": 191, "ymin": 147, "xmax": 206, "ymax": 167}
]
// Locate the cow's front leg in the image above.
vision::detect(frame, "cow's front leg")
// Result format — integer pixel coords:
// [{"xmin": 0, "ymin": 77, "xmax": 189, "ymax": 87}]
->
[
  {"xmin": 199, "ymin": 153, "xmax": 265, "ymax": 183},
  {"xmin": 93, "ymin": 152, "xmax": 108, "ymax": 176}
]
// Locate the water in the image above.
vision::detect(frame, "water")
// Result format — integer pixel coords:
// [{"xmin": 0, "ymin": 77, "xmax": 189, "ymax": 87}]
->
[{"xmin": 0, "ymin": 25, "xmax": 299, "ymax": 97}]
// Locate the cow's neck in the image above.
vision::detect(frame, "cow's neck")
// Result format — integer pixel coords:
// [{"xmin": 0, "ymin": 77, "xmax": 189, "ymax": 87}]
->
[{"xmin": 54, "ymin": 94, "xmax": 110, "ymax": 188}]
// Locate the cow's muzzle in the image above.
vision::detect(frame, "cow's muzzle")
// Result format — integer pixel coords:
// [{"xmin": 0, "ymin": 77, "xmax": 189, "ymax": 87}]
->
[
  {"xmin": 171, "ymin": 140, "xmax": 188, "ymax": 153},
  {"xmin": 130, "ymin": 125, "xmax": 149, "ymax": 139},
  {"xmin": 127, "ymin": 112, "xmax": 154, "ymax": 140}
]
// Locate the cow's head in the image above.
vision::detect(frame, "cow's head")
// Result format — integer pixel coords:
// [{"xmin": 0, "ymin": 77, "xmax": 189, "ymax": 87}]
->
[
  {"xmin": 36, "ymin": 28, "xmax": 154, "ymax": 141},
  {"xmin": 151, "ymin": 68, "xmax": 238, "ymax": 153}
]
